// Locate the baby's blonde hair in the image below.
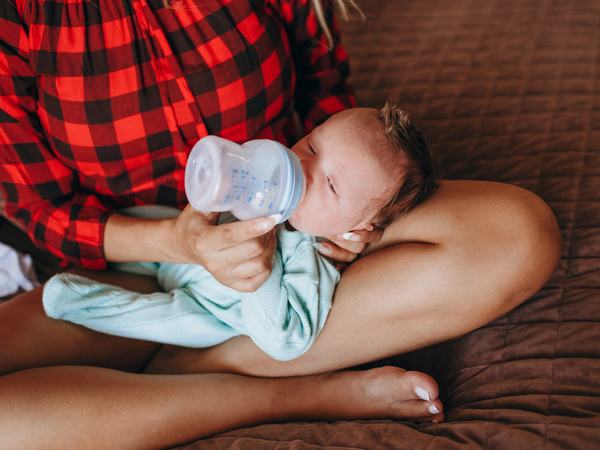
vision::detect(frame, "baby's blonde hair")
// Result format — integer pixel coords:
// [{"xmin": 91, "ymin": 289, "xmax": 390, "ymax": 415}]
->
[{"xmin": 371, "ymin": 103, "xmax": 439, "ymax": 228}]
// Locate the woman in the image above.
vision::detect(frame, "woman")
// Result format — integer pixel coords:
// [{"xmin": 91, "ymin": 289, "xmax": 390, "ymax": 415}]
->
[{"xmin": 0, "ymin": 0, "xmax": 561, "ymax": 447}]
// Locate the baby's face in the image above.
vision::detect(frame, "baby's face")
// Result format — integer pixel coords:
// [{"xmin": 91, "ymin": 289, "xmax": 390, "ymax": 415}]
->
[{"xmin": 288, "ymin": 109, "xmax": 402, "ymax": 237}]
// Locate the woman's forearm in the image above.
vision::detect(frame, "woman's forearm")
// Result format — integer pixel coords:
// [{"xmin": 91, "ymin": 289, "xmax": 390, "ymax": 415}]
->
[
  {"xmin": 104, "ymin": 207, "xmax": 279, "ymax": 291},
  {"xmin": 104, "ymin": 213, "xmax": 176, "ymax": 263}
]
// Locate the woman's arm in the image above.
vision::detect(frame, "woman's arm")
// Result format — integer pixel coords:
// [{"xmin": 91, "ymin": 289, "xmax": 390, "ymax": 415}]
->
[
  {"xmin": 103, "ymin": 213, "xmax": 177, "ymax": 263},
  {"xmin": 0, "ymin": 3, "xmax": 278, "ymax": 289},
  {"xmin": 0, "ymin": 2, "xmax": 113, "ymax": 269},
  {"xmin": 106, "ymin": 206, "xmax": 279, "ymax": 292}
]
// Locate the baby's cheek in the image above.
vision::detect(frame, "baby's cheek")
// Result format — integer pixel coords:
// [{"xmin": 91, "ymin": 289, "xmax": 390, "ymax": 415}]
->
[
  {"xmin": 293, "ymin": 206, "xmax": 314, "ymax": 224},
  {"xmin": 289, "ymin": 203, "xmax": 322, "ymax": 234},
  {"xmin": 288, "ymin": 203, "xmax": 308, "ymax": 230}
]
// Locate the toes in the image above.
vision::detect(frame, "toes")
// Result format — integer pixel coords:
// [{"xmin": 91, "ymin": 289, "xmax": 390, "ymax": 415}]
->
[
  {"xmin": 416, "ymin": 398, "xmax": 444, "ymax": 418},
  {"xmin": 430, "ymin": 412, "xmax": 445, "ymax": 423},
  {"xmin": 362, "ymin": 366, "xmax": 444, "ymax": 422},
  {"xmin": 367, "ymin": 366, "xmax": 439, "ymax": 401},
  {"xmin": 425, "ymin": 399, "xmax": 443, "ymax": 416},
  {"xmin": 389, "ymin": 398, "xmax": 445, "ymax": 421},
  {"xmin": 415, "ymin": 412, "xmax": 446, "ymax": 424},
  {"xmin": 404, "ymin": 370, "xmax": 439, "ymax": 401}
]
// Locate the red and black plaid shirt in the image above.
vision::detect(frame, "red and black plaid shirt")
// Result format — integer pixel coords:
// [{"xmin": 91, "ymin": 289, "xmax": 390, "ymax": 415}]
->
[{"xmin": 0, "ymin": 0, "xmax": 355, "ymax": 269}]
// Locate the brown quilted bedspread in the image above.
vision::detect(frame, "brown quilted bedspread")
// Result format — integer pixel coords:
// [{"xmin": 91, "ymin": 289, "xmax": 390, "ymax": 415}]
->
[
  {"xmin": 1, "ymin": 0, "xmax": 598, "ymax": 448},
  {"xmin": 182, "ymin": 0, "xmax": 600, "ymax": 448}
]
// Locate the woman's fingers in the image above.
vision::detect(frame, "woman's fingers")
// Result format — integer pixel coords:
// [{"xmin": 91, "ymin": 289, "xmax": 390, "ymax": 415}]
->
[
  {"xmin": 330, "ymin": 236, "xmax": 366, "ymax": 254},
  {"xmin": 336, "ymin": 227, "xmax": 385, "ymax": 245},
  {"xmin": 315, "ymin": 226, "xmax": 385, "ymax": 264},
  {"xmin": 171, "ymin": 205, "xmax": 279, "ymax": 290},
  {"xmin": 230, "ymin": 232, "xmax": 276, "ymax": 277},
  {"xmin": 206, "ymin": 214, "xmax": 280, "ymax": 251},
  {"xmin": 314, "ymin": 241, "xmax": 359, "ymax": 263},
  {"xmin": 231, "ymin": 258, "xmax": 270, "ymax": 279},
  {"xmin": 212, "ymin": 229, "xmax": 276, "ymax": 289},
  {"xmin": 230, "ymin": 271, "xmax": 272, "ymax": 293},
  {"xmin": 229, "ymin": 235, "xmax": 276, "ymax": 292}
]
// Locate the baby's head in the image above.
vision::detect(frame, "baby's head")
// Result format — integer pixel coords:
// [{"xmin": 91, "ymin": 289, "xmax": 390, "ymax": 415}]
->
[{"xmin": 288, "ymin": 104, "xmax": 438, "ymax": 237}]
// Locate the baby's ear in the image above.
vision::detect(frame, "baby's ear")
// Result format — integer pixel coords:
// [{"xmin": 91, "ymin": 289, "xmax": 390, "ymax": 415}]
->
[{"xmin": 353, "ymin": 220, "xmax": 375, "ymax": 232}]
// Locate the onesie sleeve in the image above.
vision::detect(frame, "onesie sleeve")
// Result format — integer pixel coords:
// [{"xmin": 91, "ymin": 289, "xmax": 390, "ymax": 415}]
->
[
  {"xmin": 270, "ymin": 0, "xmax": 357, "ymax": 132},
  {"xmin": 0, "ymin": 2, "xmax": 111, "ymax": 269},
  {"xmin": 240, "ymin": 230, "xmax": 340, "ymax": 361}
]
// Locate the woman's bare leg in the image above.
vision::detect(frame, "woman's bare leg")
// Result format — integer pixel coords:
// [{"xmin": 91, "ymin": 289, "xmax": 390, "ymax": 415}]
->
[
  {"xmin": 145, "ymin": 180, "xmax": 562, "ymax": 377},
  {"xmin": 0, "ymin": 244, "xmax": 444, "ymax": 447},
  {"xmin": 0, "ymin": 365, "xmax": 444, "ymax": 448},
  {"xmin": 0, "ymin": 268, "xmax": 162, "ymax": 375}
]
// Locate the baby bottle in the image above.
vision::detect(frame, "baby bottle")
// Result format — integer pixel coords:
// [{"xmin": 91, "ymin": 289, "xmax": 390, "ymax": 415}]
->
[{"xmin": 185, "ymin": 135, "xmax": 305, "ymax": 223}]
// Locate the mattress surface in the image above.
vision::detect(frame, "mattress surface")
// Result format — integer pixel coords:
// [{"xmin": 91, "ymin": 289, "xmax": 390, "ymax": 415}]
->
[{"xmin": 0, "ymin": 0, "xmax": 598, "ymax": 448}]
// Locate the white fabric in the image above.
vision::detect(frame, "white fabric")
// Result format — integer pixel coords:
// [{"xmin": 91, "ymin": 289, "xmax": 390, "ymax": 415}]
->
[{"xmin": 0, "ymin": 242, "xmax": 38, "ymax": 297}]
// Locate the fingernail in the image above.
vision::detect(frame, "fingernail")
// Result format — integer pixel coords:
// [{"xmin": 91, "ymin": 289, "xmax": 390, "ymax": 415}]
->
[
  {"xmin": 257, "ymin": 214, "xmax": 280, "ymax": 231},
  {"xmin": 428, "ymin": 404, "xmax": 440, "ymax": 414},
  {"xmin": 269, "ymin": 213, "xmax": 282, "ymax": 224},
  {"xmin": 342, "ymin": 232, "xmax": 361, "ymax": 242},
  {"xmin": 432, "ymin": 419, "xmax": 439, "ymax": 424},
  {"xmin": 415, "ymin": 387, "xmax": 430, "ymax": 401},
  {"xmin": 313, "ymin": 243, "xmax": 331, "ymax": 255}
]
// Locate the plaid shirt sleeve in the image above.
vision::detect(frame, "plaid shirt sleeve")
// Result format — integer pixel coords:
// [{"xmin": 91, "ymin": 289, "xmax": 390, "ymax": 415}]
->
[
  {"xmin": 0, "ymin": 2, "xmax": 110, "ymax": 270},
  {"xmin": 274, "ymin": 0, "xmax": 357, "ymax": 132}
]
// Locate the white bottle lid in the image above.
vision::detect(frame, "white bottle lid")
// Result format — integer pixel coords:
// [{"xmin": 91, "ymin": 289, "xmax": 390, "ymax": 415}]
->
[{"xmin": 185, "ymin": 137, "xmax": 228, "ymax": 212}]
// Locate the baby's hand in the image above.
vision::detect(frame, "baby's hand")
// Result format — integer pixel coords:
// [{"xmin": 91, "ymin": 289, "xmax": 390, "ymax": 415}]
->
[{"xmin": 314, "ymin": 226, "xmax": 384, "ymax": 271}]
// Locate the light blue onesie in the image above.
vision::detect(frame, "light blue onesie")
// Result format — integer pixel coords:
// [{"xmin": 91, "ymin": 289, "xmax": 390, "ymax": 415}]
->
[{"xmin": 42, "ymin": 208, "xmax": 340, "ymax": 361}]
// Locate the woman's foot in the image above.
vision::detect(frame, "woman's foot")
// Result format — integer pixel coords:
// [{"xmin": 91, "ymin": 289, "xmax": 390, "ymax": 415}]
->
[{"xmin": 287, "ymin": 366, "xmax": 444, "ymax": 423}]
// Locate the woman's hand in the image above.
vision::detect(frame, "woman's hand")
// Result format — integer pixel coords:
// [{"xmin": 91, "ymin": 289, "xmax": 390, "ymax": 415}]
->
[
  {"xmin": 314, "ymin": 226, "xmax": 384, "ymax": 271},
  {"xmin": 167, "ymin": 205, "xmax": 279, "ymax": 292}
]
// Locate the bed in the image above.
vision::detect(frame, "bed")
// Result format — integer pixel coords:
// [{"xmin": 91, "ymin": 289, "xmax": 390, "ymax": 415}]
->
[{"xmin": 1, "ymin": 0, "xmax": 599, "ymax": 448}]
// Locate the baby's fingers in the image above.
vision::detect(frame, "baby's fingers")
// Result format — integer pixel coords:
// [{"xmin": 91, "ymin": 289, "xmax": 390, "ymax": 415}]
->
[{"xmin": 314, "ymin": 227, "xmax": 384, "ymax": 264}]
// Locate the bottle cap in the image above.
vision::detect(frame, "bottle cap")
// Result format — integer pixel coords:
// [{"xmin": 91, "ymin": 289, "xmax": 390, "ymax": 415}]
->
[{"xmin": 185, "ymin": 137, "xmax": 227, "ymax": 212}]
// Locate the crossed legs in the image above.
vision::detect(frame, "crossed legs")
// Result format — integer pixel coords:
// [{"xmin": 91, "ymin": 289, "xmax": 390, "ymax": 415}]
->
[
  {"xmin": 145, "ymin": 180, "xmax": 561, "ymax": 377},
  {"xmin": 0, "ymin": 281, "xmax": 443, "ymax": 448},
  {"xmin": 0, "ymin": 180, "xmax": 560, "ymax": 447}
]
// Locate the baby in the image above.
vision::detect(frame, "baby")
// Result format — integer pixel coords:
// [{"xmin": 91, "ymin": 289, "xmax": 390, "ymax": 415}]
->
[{"xmin": 43, "ymin": 104, "xmax": 437, "ymax": 361}]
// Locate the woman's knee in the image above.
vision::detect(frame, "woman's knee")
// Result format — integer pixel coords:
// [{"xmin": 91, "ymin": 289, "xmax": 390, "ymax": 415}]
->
[
  {"xmin": 376, "ymin": 180, "xmax": 560, "ymax": 307},
  {"xmin": 455, "ymin": 181, "xmax": 561, "ymax": 281},
  {"xmin": 499, "ymin": 185, "xmax": 561, "ymax": 300},
  {"xmin": 452, "ymin": 182, "xmax": 562, "ymax": 312}
]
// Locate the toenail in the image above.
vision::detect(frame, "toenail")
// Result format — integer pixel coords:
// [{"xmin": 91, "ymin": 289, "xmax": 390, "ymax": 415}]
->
[
  {"xmin": 415, "ymin": 386, "xmax": 430, "ymax": 401},
  {"xmin": 428, "ymin": 404, "xmax": 440, "ymax": 414}
]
